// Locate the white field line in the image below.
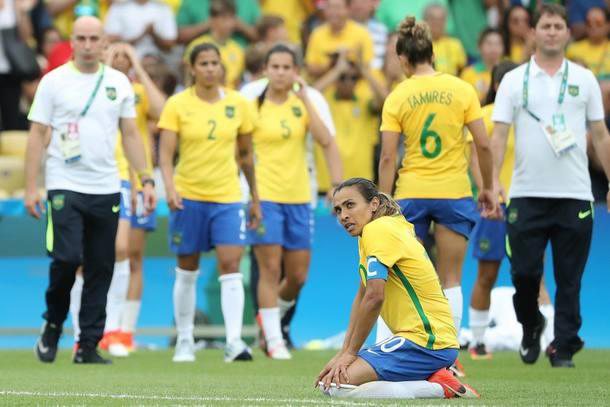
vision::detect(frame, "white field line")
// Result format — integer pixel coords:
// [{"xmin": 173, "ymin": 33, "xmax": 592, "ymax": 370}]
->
[{"xmin": 0, "ymin": 390, "xmax": 379, "ymax": 405}]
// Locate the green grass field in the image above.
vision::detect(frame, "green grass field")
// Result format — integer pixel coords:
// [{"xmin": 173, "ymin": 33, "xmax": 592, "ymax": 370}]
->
[{"xmin": 1, "ymin": 349, "xmax": 609, "ymax": 406}]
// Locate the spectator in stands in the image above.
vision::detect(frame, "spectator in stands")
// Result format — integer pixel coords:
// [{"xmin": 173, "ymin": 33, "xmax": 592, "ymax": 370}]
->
[
  {"xmin": 566, "ymin": 0, "xmax": 607, "ymax": 41},
  {"xmin": 501, "ymin": 4, "xmax": 533, "ymax": 64},
  {"xmin": 382, "ymin": 32, "xmax": 405, "ymax": 90},
  {"xmin": 449, "ymin": 0, "xmax": 488, "ymax": 60},
  {"xmin": 567, "ymin": 7, "xmax": 610, "ymax": 81},
  {"xmin": 0, "ymin": 0, "xmax": 36, "ymax": 130},
  {"xmin": 177, "ymin": 0, "xmax": 259, "ymax": 47},
  {"xmin": 424, "ymin": 2, "xmax": 466, "ymax": 76},
  {"xmin": 38, "ymin": 27, "xmax": 61, "ymax": 71},
  {"xmin": 256, "ymin": 15, "xmax": 289, "ymax": 47},
  {"xmin": 45, "ymin": 0, "xmax": 110, "ymax": 40},
  {"xmin": 461, "ymin": 28, "xmax": 504, "ymax": 102},
  {"xmin": 185, "ymin": 0, "xmax": 245, "ymax": 89},
  {"xmin": 349, "ymin": 0, "xmax": 387, "ymax": 71},
  {"xmin": 305, "ymin": 0, "xmax": 374, "ymax": 79},
  {"xmin": 313, "ymin": 51, "xmax": 387, "ymax": 191},
  {"xmin": 104, "ymin": 0, "xmax": 177, "ymax": 58},
  {"xmin": 260, "ymin": 0, "xmax": 314, "ymax": 45},
  {"xmin": 243, "ymin": 43, "xmax": 267, "ymax": 84}
]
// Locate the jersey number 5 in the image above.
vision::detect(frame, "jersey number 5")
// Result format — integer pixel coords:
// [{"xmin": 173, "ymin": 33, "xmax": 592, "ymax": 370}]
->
[
  {"xmin": 420, "ymin": 113, "xmax": 441, "ymax": 159},
  {"xmin": 280, "ymin": 119, "xmax": 291, "ymax": 139}
]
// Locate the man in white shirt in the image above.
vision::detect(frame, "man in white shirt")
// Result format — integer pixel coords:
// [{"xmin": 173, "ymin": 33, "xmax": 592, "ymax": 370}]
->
[
  {"xmin": 25, "ymin": 16, "xmax": 156, "ymax": 364},
  {"xmin": 104, "ymin": 0, "xmax": 177, "ymax": 58},
  {"xmin": 492, "ymin": 4, "xmax": 610, "ymax": 368}
]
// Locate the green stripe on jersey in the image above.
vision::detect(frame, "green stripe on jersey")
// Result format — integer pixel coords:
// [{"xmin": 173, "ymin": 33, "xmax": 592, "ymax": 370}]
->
[
  {"xmin": 392, "ymin": 265, "xmax": 436, "ymax": 349},
  {"xmin": 46, "ymin": 202, "xmax": 53, "ymax": 253}
]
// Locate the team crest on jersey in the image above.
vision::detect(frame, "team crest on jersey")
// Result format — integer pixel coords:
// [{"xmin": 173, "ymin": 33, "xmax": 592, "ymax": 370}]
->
[
  {"xmin": 52, "ymin": 194, "xmax": 65, "ymax": 211},
  {"xmin": 508, "ymin": 208, "xmax": 518, "ymax": 224},
  {"xmin": 105, "ymin": 86, "xmax": 117, "ymax": 101},
  {"xmin": 171, "ymin": 232, "xmax": 182, "ymax": 246},
  {"xmin": 479, "ymin": 238, "xmax": 490, "ymax": 253},
  {"xmin": 134, "ymin": 93, "xmax": 141, "ymax": 105},
  {"xmin": 568, "ymin": 85, "xmax": 579, "ymax": 97},
  {"xmin": 292, "ymin": 106, "xmax": 302, "ymax": 117},
  {"xmin": 225, "ymin": 106, "xmax": 235, "ymax": 118}
]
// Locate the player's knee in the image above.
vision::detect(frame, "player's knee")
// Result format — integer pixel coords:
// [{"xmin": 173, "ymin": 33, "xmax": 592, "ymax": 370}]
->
[
  {"xmin": 477, "ymin": 272, "xmax": 496, "ymax": 291},
  {"xmin": 218, "ymin": 258, "xmax": 240, "ymax": 274},
  {"xmin": 115, "ymin": 242, "xmax": 129, "ymax": 261},
  {"xmin": 289, "ymin": 270, "xmax": 308, "ymax": 288}
]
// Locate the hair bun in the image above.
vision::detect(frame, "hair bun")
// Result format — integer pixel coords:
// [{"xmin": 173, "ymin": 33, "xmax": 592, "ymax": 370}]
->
[{"xmin": 398, "ymin": 16, "xmax": 417, "ymax": 37}]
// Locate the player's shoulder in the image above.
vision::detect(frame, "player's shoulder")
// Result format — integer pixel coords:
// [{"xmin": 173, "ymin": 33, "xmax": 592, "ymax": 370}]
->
[
  {"xmin": 362, "ymin": 215, "xmax": 404, "ymax": 240},
  {"xmin": 567, "ymin": 59, "xmax": 597, "ymax": 82},
  {"xmin": 104, "ymin": 65, "xmax": 132, "ymax": 87}
]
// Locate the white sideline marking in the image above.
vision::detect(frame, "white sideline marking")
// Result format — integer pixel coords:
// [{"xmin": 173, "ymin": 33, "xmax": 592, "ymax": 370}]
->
[{"xmin": 0, "ymin": 390, "xmax": 375, "ymax": 405}]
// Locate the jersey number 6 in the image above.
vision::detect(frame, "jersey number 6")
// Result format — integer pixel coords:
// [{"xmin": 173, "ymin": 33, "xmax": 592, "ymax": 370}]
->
[{"xmin": 420, "ymin": 113, "xmax": 441, "ymax": 159}]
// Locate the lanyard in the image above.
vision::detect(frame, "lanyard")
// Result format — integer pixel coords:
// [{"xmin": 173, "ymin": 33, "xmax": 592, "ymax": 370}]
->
[
  {"xmin": 522, "ymin": 59, "xmax": 568, "ymax": 122},
  {"xmin": 80, "ymin": 64, "xmax": 105, "ymax": 117}
]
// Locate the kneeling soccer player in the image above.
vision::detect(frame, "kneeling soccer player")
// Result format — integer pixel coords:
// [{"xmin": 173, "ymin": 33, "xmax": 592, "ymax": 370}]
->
[{"xmin": 316, "ymin": 178, "xmax": 479, "ymax": 399}]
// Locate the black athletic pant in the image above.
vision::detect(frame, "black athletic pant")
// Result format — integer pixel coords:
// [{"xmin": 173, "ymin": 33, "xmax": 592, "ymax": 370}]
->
[
  {"xmin": 44, "ymin": 190, "xmax": 119, "ymax": 350},
  {"xmin": 0, "ymin": 74, "xmax": 27, "ymax": 130},
  {"xmin": 506, "ymin": 197, "xmax": 592, "ymax": 357}
]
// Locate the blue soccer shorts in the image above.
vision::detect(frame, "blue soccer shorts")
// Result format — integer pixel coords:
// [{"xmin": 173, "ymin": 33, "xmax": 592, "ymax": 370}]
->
[
  {"xmin": 472, "ymin": 204, "xmax": 507, "ymax": 261},
  {"xmin": 398, "ymin": 198, "xmax": 478, "ymax": 240},
  {"xmin": 248, "ymin": 201, "xmax": 313, "ymax": 250}
]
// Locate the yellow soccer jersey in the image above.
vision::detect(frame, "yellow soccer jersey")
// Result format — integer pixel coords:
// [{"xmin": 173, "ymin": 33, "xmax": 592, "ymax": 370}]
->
[
  {"xmin": 567, "ymin": 40, "xmax": 610, "ymax": 80},
  {"xmin": 482, "ymin": 103, "xmax": 514, "ymax": 199},
  {"xmin": 185, "ymin": 35, "xmax": 245, "ymax": 89},
  {"xmin": 261, "ymin": 0, "xmax": 314, "ymax": 45},
  {"xmin": 315, "ymin": 81, "xmax": 380, "ymax": 191},
  {"xmin": 115, "ymin": 83, "xmax": 152, "ymax": 184},
  {"xmin": 381, "ymin": 72, "xmax": 482, "ymax": 200},
  {"xmin": 358, "ymin": 215, "xmax": 458, "ymax": 350},
  {"xmin": 433, "ymin": 36, "xmax": 467, "ymax": 76},
  {"xmin": 460, "ymin": 62, "xmax": 490, "ymax": 102},
  {"xmin": 509, "ymin": 43, "xmax": 526, "ymax": 64},
  {"xmin": 252, "ymin": 94, "xmax": 311, "ymax": 203},
  {"xmin": 305, "ymin": 20, "xmax": 374, "ymax": 70},
  {"xmin": 158, "ymin": 88, "xmax": 253, "ymax": 202}
]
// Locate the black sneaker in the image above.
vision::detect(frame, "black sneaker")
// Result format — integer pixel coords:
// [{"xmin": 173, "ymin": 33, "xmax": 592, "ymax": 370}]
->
[
  {"xmin": 35, "ymin": 322, "xmax": 62, "ymax": 363},
  {"xmin": 73, "ymin": 347, "xmax": 112, "ymax": 364},
  {"xmin": 546, "ymin": 344, "xmax": 577, "ymax": 368},
  {"xmin": 519, "ymin": 315, "xmax": 546, "ymax": 364}
]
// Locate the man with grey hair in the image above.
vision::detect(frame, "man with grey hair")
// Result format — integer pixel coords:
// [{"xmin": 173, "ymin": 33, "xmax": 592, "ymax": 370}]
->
[{"xmin": 26, "ymin": 16, "xmax": 156, "ymax": 364}]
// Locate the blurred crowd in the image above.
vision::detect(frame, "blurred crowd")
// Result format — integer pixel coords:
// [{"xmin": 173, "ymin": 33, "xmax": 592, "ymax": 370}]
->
[{"xmin": 1, "ymin": 0, "xmax": 609, "ymax": 198}]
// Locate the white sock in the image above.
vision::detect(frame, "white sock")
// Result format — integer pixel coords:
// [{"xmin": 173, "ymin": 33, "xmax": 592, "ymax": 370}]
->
[
  {"xmin": 69, "ymin": 274, "xmax": 84, "ymax": 342},
  {"xmin": 173, "ymin": 267, "xmax": 199, "ymax": 340},
  {"xmin": 277, "ymin": 297, "xmax": 296, "ymax": 320},
  {"xmin": 539, "ymin": 303, "xmax": 554, "ymax": 319},
  {"xmin": 105, "ymin": 260, "xmax": 130, "ymax": 333},
  {"xmin": 259, "ymin": 307, "xmax": 283, "ymax": 349},
  {"xmin": 444, "ymin": 286, "xmax": 463, "ymax": 332},
  {"xmin": 329, "ymin": 381, "xmax": 444, "ymax": 399},
  {"xmin": 469, "ymin": 307, "xmax": 489, "ymax": 346},
  {"xmin": 219, "ymin": 273, "xmax": 244, "ymax": 344},
  {"xmin": 375, "ymin": 316, "xmax": 393, "ymax": 343},
  {"xmin": 120, "ymin": 300, "xmax": 141, "ymax": 333}
]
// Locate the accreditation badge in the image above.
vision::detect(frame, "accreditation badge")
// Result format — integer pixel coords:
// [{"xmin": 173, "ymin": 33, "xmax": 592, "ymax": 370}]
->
[
  {"xmin": 541, "ymin": 113, "xmax": 576, "ymax": 157},
  {"xmin": 60, "ymin": 122, "xmax": 82, "ymax": 163}
]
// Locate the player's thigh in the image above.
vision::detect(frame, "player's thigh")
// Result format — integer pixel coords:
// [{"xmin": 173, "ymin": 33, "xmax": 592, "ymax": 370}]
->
[
  {"xmin": 46, "ymin": 190, "xmax": 84, "ymax": 264},
  {"xmin": 397, "ymin": 199, "xmax": 432, "ymax": 240},
  {"xmin": 434, "ymin": 224, "xmax": 467, "ymax": 284},
  {"xmin": 128, "ymin": 227, "xmax": 147, "ymax": 265},
  {"xmin": 358, "ymin": 336, "xmax": 457, "ymax": 382},
  {"xmin": 115, "ymin": 219, "xmax": 131, "ymax": 260},
  {"xmin": 253, "ymin": 244, "xmax": 283, "ymax": 279},
  {"xmin": 345, "ymin": 357, "xmax": 379, "ymax": 386},
  {"xmin": 169, "ymin": 199, "xmax": 207, "ymax": 256},
  {"xmin": 282, "ymin": 203, "xmax": 313, "ymax": 251},
  {"xmin": 283, "ymin": 249, "xmax": 311, "ymax": 285},
  {"xmin": 248, "ymin": 201, "xmax": 284, "ymax": 246}
]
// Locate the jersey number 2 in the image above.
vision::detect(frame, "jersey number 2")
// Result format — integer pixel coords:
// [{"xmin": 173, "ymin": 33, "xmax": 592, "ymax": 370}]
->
[
  {"xmin": 207, "ymin": 119, "xmax": 217, "ymax": 140},
  {"xmin": 420, "ymin": 113, "xmax": 441, "ymax": 159}
]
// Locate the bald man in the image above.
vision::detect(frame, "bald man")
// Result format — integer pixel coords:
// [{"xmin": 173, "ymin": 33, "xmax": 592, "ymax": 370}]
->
[{"xmin": 26, "ymin": 16, "xmax": 157, "ymax": 364}]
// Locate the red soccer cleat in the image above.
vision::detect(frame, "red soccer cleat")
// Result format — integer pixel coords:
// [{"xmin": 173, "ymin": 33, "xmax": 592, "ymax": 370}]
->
[{"xmin": 428, "ymin": 368, "xmax": 480, "ymax": 399}]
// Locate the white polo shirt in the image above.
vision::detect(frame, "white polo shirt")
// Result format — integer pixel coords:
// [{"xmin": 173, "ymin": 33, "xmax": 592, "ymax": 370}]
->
[
  {"xmin": 493, "ymin": 57, "xmax": 604, "ymax": 201},
  {"xmin": 29, "ymin": 62, "xmax": 136, "ymax": 194}
]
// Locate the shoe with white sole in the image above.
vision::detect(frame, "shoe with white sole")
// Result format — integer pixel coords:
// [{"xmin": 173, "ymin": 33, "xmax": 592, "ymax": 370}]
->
[
  {"xmin": 172, "ymin": 337, "xmax": 195, "ymax": 362},
  {"xmin": 267, "ymin": 342, "xmax": 292, "ymax": 360},
  {"xmin": 224, "ymin": 339, "xmax": 253, "ymax": 362},
  {"xmin": 108, "ymin": 342, "xmax": 129, "ymax": 358}
]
